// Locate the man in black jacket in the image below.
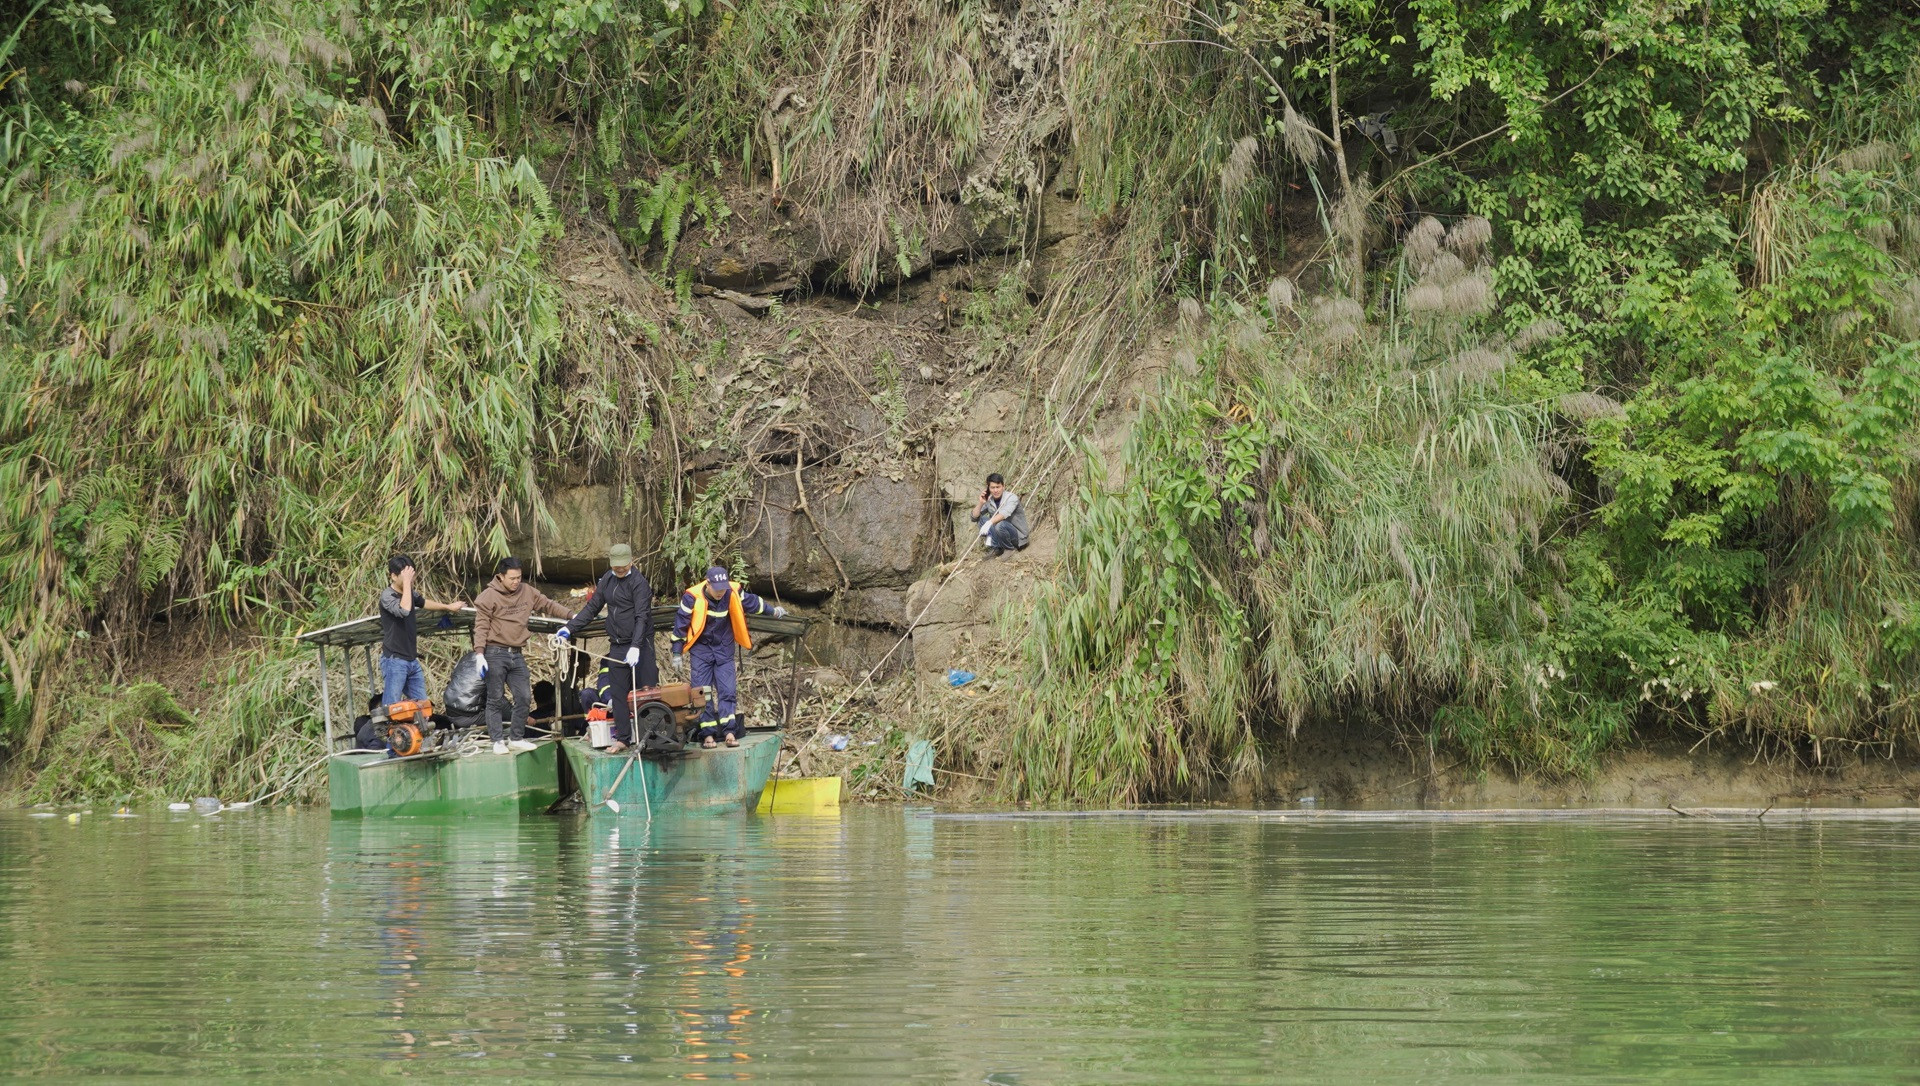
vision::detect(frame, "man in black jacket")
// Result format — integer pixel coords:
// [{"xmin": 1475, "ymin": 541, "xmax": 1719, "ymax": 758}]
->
[{"xmin": 556, "ymin": 543, "xmax": 656, "ymax": 752}]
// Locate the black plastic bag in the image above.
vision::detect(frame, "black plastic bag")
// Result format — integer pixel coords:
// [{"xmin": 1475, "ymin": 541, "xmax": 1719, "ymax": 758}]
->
[{"xmin": 443, "ymin": 652, "xmax": 486, "ymax": 715}]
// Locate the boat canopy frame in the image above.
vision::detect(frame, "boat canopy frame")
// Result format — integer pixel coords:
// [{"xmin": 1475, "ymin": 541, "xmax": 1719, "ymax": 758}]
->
[{"xmin": 298, "ymin": 605, "xmax": 813, "ymax": 751}]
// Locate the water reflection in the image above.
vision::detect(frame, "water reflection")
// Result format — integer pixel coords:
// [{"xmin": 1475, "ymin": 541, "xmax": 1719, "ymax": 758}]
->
[{"xmin": 4, "ymin": 810, "xmax": 1920, "ymax": 1080}]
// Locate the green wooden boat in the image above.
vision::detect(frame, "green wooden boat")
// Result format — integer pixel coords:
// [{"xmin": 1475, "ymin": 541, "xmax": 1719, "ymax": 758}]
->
[
  {"xmin": 298, "ymin": 608, "xmax": 590, "ymax": 818},
  {"xmin": 328, "ymin": 742, "xmax": 563, "ymax": 817},
  {"xmin": 298, "ymin": 601, "xmax": 810, "ymax": 818},
  {"xmin": 560, "ymin": 733, "xmax": 780, "ymax": 817}
]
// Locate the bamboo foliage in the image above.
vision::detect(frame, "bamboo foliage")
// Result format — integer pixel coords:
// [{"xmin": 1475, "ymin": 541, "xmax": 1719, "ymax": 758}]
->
[{"xmin": 0, "ymin": 3, "xmax": 642, "ymax": 763}]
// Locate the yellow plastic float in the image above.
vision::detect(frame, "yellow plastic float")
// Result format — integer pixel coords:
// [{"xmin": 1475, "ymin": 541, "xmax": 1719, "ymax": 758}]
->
[{"xmin": 756, "ymin": 776, "xmax": 842, "ymax": 814}]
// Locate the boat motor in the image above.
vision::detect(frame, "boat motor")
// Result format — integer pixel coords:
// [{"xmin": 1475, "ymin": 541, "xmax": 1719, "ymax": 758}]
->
[
  {"xmin": 375, "ymin": 699, "xmax": 439, "ymax": 757},
  {"xmin": 627, "ymin": 682, "xmax": 714, "ymax": 753}
]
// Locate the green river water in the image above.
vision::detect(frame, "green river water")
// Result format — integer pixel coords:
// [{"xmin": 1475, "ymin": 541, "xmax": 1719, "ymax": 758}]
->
[{"xmin": 2, "ymin": 807, "xmax": 1917, "ymax": 1082}]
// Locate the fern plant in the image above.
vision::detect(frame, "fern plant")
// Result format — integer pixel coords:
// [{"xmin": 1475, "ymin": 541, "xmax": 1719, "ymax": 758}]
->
[{"xmin": 625, "ymin": 167, "xmax": 731, "ymax": 262}]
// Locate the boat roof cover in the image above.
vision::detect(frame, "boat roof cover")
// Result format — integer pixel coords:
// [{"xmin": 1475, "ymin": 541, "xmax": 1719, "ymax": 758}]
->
[{"xmin": 297, "ymin": 603, "xmax": 812, "ymax": 649}]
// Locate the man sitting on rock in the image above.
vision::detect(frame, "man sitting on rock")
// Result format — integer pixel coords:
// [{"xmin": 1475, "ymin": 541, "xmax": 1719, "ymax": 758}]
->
[
  {"xmin": 670, "ymin": 565, "xmax": 786, "ymax": 749},
  {"xmin": 972, "ymin": 472, "xmax": 1030, "ymax": 557}
]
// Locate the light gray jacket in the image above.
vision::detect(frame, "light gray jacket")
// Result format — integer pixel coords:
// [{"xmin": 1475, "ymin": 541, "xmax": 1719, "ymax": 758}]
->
[{"xmin": 976, "ymin": 491, "xmax": 1030, "ymax": 547}]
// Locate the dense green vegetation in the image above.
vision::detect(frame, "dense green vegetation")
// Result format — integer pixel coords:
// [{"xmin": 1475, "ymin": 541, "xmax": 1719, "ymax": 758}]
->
[
  {"xmin": 5, "ymin": 0, "xmax": 1920, "ymax": 803},
  {"xmin": 1003, "ymin": 1, "xmax": 1920, "ymax": 801}
]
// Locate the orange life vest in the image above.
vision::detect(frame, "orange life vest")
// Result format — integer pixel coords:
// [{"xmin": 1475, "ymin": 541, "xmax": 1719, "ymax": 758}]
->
[{"xmin": 684, "ymin": 583, "xmax": 752, "ymax": 650}]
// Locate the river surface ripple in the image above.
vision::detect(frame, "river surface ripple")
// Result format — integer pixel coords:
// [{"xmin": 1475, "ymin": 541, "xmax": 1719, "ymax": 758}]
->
[{"xmin": 2, "ymin": 808, "xmax": 1917, "ymax": 1082}]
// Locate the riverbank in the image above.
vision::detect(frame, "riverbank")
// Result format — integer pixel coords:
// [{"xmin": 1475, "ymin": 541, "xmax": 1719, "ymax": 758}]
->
[
  {"xmin": 8, "ymin": 622, "xmax": 1920, "ymax": 811},
  {"xmin": 1244, "ymin": 725, "xmax": 1920, "ymax": 812}
]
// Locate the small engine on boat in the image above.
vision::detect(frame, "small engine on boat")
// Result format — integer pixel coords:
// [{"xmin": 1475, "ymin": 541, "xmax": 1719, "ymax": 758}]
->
[
  {"xmin": 627, "ymin": 682, "xmax": 718, "ymax": 753},
  {"xmin": 371, "ymin": 699, "xmax": 440, "ymax": 757}
]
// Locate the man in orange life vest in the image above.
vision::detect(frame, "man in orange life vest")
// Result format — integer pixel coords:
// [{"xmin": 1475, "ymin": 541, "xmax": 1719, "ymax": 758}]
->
[{"xmin": 670, "ymin": 566, "xmax": 785, "ymax": 748}]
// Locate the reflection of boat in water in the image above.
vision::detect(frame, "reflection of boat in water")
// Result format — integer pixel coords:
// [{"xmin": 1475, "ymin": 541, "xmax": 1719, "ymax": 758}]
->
[
  {"xmin": 561, "ymin": 732, "xmax": 781, "ymax": 818},
  {"xmin": 573, "ymin": 815, "xmax": 765, "ymax": 1071},
  {"xmin": 323, "ymin": 818, "xmax": 566, "ymax": 1060}
]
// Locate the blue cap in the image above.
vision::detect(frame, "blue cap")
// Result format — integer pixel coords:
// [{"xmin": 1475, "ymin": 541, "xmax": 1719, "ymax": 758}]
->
[{"xmin": 706, "ymin": 565, "xmax": 729, "ymax": 588}]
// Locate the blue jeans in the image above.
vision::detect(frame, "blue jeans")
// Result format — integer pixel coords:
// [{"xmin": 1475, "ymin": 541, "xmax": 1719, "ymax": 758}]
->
[
  {"xmin": 978, "ymin": 519, "xmax": 1021, "ymax": 551},
  {"xmin": 380, "ymin": 655, "xmax": 426, "ymax": 705}
]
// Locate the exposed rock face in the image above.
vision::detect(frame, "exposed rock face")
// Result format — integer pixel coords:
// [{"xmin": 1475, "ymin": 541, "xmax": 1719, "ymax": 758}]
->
[
  {"xmin": 791, "ymin": 618, "xmax": 911, "ymax": 682},
  {"xmin": 672, "ymin": 197, "xmax": 1028, "ymax": 294},
  {"xmin": 934, "ymin": 389, "xmax": 1028, "ymax": 505},
  {"xmin": 522, "ymin": 185, "xmax": 1126, "ymax": 703},
  {"xmin": 903, "ymin": 523, "xmax": 1056, "ymax": 683},
  {"xmin": 834, "ymin": 586, "xmax": 910, "ymax": 628},
  {"xmin": 682, "ymin": 229, "xmax": 804, "ymax": 293},
  {"xmin": 740, "ymin": 468, "xmax": 941, "ymax": 601},
  {"xmin": 506, "ymin": 484, "xmax": 651, "ymax": 583}
]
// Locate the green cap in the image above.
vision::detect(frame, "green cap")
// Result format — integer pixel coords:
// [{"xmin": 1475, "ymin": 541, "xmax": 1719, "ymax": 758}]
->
[{"xmin": 607, "ymin": 543, "xmax": 633, "ymax": 566}]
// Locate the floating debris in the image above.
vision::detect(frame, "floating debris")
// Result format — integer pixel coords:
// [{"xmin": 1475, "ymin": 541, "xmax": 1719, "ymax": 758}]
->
[
  {"xmin": 167, "ymin": 802, "xmax": 192, "ymax": 812},
  {"xmin": 192, "ymin": 797, "xmax": 222, "ymax": 814}
]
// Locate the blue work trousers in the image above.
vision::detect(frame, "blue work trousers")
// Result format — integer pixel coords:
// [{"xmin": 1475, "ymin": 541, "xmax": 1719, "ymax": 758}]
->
[
  {"xmin": 380, "ymin": 655, "xmax": 427, "ymax": 705},
  {"xmin": 687, "ymin": 640, "xmax": 742, "ymax": 742}
]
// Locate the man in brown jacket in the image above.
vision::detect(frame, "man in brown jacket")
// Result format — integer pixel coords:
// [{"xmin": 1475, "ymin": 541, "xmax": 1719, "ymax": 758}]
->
[{"xmin": 471, "ymin": 556, "xmax": 574, "ymax": 754}]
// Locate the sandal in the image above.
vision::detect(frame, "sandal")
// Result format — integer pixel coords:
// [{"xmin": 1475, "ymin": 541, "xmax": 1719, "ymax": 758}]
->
[
  {"xmin": 724, "ymin": 734, "xmax": 739, "ymax": 748},
  {"xmin": 701, "ymin": 736, "xmax": 717, "ymax": 749}
]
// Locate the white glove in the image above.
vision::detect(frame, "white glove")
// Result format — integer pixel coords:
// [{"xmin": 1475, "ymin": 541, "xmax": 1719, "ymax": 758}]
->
[
  {"xmin": 772, "ymin": 606, "xmax": 788, "ymax": 618},
  {"xmin": 474, "ymin": 652, "xmax": 489, "ymax": 678},
  {"xmin": 624, "ymin": 646, "xmax": 640, "ymax": 666},
  {"xmin": 979, "ymin": 520, "xmax": 992, "ymax": 537}
]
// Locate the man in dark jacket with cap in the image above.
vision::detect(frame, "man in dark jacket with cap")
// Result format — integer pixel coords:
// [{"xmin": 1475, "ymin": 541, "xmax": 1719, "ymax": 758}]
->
[
  {"xmin": 555, "ymin": 543, "xmax": 656, "ymax": 753},
  {"xmin": 670, "ymin": 566, "xmax": 785, "ymax": 748}
]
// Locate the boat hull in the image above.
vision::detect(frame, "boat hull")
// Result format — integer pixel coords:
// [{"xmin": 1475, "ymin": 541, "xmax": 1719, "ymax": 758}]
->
[
  {"xmin": 328, "ymin": 742, "xmax": 562, "ymax": 817},
  {"xmin": 561, "ymin": 732, "xmax": 780, "ymax": 816}
]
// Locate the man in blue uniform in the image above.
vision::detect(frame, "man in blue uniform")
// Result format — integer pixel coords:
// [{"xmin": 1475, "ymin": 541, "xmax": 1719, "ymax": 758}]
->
[{"xmin": 670, "ymin": 566, "xmax": 785, "ymax": 748}]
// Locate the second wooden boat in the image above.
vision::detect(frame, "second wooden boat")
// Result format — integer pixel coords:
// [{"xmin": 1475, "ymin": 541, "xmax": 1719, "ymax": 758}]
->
[{"xmin": 561, "ymin": 733, "xmax": 780, "ymax": 817}]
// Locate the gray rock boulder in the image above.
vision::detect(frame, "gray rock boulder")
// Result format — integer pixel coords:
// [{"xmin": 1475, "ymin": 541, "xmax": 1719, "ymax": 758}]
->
[{"xmin": 741, "ymin": 467, "xmax": 940, "ymax": 600}]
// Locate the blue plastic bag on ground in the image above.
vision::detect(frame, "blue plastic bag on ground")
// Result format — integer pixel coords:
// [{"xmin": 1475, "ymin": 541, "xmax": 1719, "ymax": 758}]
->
[{"xmin": 946, "ymin": 669, "xmax": 976, "ymax": 687}]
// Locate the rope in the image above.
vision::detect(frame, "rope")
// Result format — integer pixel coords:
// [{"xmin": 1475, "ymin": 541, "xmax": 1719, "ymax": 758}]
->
[
  {"xmin": 243, "ymin": 749, "xmax": 335, "ymax": 806},
  {"xmin": 637, "ymin": 749, "xmax": 653, "ymax": 822}
]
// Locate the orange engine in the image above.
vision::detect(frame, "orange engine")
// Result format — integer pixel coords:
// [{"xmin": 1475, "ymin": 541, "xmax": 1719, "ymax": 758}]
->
[
  {"xmin": 385, "ymin": 699, "xmax": 434, "ymax": 723},
  {"xmin": 631, "ymin": 682, "xmax": 706, "ymax": 712},
  {"xmin": 385, "ymin": 722, "xmax": 423, "ymax": 757}
]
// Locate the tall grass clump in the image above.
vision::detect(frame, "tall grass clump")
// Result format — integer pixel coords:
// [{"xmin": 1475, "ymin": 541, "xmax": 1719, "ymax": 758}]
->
[{"xmin": 1007, "ymin": 219, "xmax": 1578, "ymax": 802}]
